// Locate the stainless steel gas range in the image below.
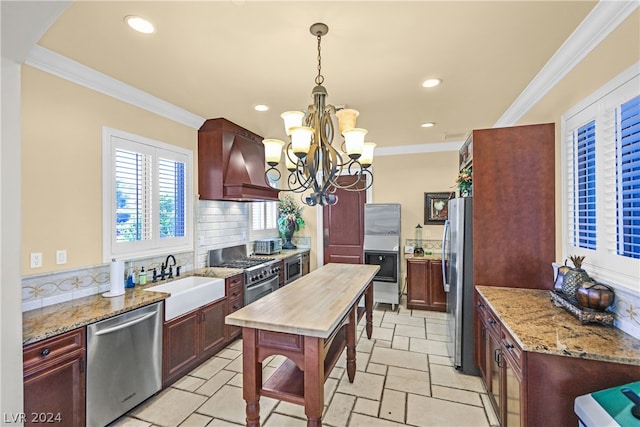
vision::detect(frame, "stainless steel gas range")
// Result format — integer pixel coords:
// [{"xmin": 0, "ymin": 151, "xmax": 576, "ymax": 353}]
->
[{"xmin": 209, "ymin": 245, "xmax": 280, "ymax": 305}]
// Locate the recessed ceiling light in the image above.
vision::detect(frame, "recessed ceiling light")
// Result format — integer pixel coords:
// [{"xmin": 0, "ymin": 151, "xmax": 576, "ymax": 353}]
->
[
  {"xmin": 422, "ymin": 78, "xmax": 442, "ymax": 88},
  {"xmin": 254, "ymin": 104, "xmax": 269, "ymax": 112},
  {"xmin": 125, "ymin": 16, "xmax": 155, "ymax": 34},
  {"xmin": 421, "ymin": 122, "xmax": 436, "ymax": 128}
]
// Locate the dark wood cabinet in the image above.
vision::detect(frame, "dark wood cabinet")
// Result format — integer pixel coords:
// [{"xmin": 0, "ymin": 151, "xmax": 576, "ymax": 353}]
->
[
  {"xmin": 406, "ymin": 258, "xmax": 446, "ymax": 311},
  {"xmin": 471, "ymin": 123, "xmax": 555, "ymax": 290},
  {"xmin": 475, "ymin": 290, "xmax": 640, "ymax": 426},
  {"xmin": 23, "ymin": 328, "xmax": 86, "ymax": 427},
  {"xmin": 302, "ymin": 251, "xmax": 310, "ymax": 276},
  {"xmin": 225, "ymin": 273, "xmax": 244, "ymax": 340},
  {"xmin": 198, "ymin": 118, "xmax": 279, "ymax": 202},
  {"xmin": 163, "ymin": 297, "xmax": 227, "ymax": 387}
]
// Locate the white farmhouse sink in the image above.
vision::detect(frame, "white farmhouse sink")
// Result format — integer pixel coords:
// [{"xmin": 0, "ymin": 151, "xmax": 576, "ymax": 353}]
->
[{"xmin": 144, "ymin": 276, "xmax": 225, "ymax": 321}]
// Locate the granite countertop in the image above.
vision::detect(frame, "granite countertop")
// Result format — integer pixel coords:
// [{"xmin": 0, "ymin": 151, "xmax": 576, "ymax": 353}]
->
[
  {"xmin": 23, "ymin": 267, "xmax": 242, "ymax": 346},
  {"xmin": 405, "ymin": 254, "xmax": 442, "ymax": 261},
  {"xmin": 476, "ymin": 286, "xmax": 640, "ymax": 366},
  {"xmin": 226, "ymin": 263, "xmax": 378, "ymax": 338}
]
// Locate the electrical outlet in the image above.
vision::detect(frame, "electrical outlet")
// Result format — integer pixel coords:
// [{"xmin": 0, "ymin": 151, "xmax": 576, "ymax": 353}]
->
[
  {"xmin": 56, "ymin": 250, "xmax": 67, "ymax": 265},
  {"xmin": 30, "ymin": 252, "xmax": 43, "ymax": 268},
  {"xmin": 424, "ymin": 229, "xmax": 431, "ymax": 237}
]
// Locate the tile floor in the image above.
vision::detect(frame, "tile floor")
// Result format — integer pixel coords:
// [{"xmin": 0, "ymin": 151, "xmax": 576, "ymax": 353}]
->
[{"xmin": 112, "ymin": 297, "xmax": 499, "ymax": 427}]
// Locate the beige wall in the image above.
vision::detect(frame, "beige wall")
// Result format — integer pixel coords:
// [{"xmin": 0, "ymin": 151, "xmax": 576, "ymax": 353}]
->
[
  {"xmin": 21, "ymin": 66, "xmax": 197, "ymax": 274},
  {"xmin": 372, "ymin": 151, "xmax": 458, "ymax": 244},
  {"xmin": 518, "ymin": 9, "xmax": 640, "ymax": 260}
]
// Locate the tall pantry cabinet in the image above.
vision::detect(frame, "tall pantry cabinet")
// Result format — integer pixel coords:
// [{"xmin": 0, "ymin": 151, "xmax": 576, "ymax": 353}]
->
[
  {"xmin": 471, "ymin": 123, "xmax": 555, "ymax": 427},
  {"xmin": 471, "ymin": 123, "xmax": 555, "ymax": 290}
]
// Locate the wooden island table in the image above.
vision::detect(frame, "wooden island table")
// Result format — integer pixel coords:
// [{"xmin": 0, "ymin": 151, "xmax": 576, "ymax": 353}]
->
[{"xmin": 225, "ymin": 263, "xmax": 379, "ymax": 427}]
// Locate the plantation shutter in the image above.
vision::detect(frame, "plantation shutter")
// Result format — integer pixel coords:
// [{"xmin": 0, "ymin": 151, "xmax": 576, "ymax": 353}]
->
[{"xmin": 617, "ymin": 95, "xmax": 640, "ymax": 258}]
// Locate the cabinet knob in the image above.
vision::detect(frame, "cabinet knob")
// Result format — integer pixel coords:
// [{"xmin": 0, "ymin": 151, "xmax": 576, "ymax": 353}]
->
[
  {"xmin": 488, "ymin": 318, "xmax": 496, "ymax": 325},
  {"xmin": 41, "ymin": 348, "xmax": 50, "ymax": 357},
  {"xmin": 477, "ymin": 302, "xmax": 485, "ymax": 308},
  {"xmin": 232, "ymin": 305, "xmax": 240, "ymax": 310},
  {"xmin": 505, "ymin": 343, "xmax": 514, "ymax": 350}
]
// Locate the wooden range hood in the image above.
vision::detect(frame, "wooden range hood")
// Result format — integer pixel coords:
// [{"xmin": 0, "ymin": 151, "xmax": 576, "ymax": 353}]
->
[{"xmin": 198, "ymin": 118, "xmax": 280, "ymax": 202}]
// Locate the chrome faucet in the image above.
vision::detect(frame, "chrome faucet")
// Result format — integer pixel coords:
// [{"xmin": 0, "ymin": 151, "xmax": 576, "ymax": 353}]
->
[{"xmin": 162, "ymin": 254, "xmax": 177, "ymax": 279}]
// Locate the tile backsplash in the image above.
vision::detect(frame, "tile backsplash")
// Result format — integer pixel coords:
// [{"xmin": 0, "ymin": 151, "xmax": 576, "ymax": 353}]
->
[{"xmin": 22, "ymin": 252, "xmax": 194, "ymax": 312}]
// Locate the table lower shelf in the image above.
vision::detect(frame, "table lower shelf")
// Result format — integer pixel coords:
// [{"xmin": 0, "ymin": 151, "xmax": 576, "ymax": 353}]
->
[{"xmin": 261, "ymin": 324, "xmax": 348, "ymax": 405}]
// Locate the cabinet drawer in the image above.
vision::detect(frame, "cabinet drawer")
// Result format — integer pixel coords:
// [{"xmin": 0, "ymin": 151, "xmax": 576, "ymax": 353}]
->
[
  {"xmin": 24, "ymin": 328, "xmax": 85, "ymax": 371},
  {"xmin": 226, "ymin": 275, "xmax": 243, "ymax": 297},
  {"xmin": 228, "ymin": 295, "xmax": 243, "ymax": 313},
  {"xmin": 484, "ymin": 308, "xmax": 500, "ymax": 337},
  {"xmin": 501, "ymin": 327, "xmax": 522, "ymax": 373}
]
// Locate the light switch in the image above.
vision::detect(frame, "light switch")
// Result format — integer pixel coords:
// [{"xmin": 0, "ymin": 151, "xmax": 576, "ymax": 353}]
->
[
  {"xmin": 30, "ymin": 252, "xmax": 43, "ymax": 268},
  {"xmin": 56, "ymin": 250, "xmax": 67, "ymax": 265}
]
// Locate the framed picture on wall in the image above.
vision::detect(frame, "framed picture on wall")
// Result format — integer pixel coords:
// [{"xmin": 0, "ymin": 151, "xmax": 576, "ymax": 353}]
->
[{"xmin": 424, "ymin": 192, "xmax": 451, "ymax": 224}]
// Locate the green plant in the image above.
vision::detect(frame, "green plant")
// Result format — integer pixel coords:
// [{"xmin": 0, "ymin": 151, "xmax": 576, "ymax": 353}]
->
[
  {"xmin": 456, "ymin": 168, "xmax": 472, "ymax": 191},
  {"xmin": 278, "ymin": 195, "xmax": 305, "ymax": 237}
]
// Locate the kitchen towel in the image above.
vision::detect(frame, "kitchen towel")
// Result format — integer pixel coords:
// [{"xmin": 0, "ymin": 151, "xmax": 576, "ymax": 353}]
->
[{"xmin": 103, "ymin": 259, "xmax": 125, "ymax": 297}]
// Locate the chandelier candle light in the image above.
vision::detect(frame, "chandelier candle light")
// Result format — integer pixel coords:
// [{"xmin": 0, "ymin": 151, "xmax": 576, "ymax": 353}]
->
[{"xmin": 263, "ymin": 23, "xmax": 375, "ymax": 206}]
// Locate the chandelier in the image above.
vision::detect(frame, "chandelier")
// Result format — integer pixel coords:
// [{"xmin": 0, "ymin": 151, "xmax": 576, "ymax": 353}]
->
[{"xmin": 263, "ymin": 23, "xmax": 374, "ymax": 206}]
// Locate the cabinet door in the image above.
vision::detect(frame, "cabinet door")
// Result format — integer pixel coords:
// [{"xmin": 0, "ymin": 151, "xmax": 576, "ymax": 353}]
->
[
  {"xmin": 302, "ymin": 252, "xmax": 310, "ymax": 276},
  {"xmin": 477, "ymin": 315, "xmax": 489, "ymax": 385},
  {"xmin": 504, "ymin": 355, "xmax": 522, "ymax": 427},
  {"xmin": 163, "ymin": 311, "xmax": 199, "ymax": 386},
  {"xmin": 407, "ymin": 260, "xmax": 428, "ymax": 309},
  {"xmin": 201, "ymin": 298, "xmax": 227, "ymax": 358},
  {"xmin": 488, "ymin": 331, "xmax": 502, "ymax": 423},
  {"xmin": 24, "ymin": 352, "xmax": 85, "ymax": 427},
  {"xmin": 427, "ymin": 260, "xmax": 447, "ymax": 311}
]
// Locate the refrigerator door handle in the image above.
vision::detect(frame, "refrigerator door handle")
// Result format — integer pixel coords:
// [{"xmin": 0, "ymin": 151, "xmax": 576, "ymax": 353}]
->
[{"xmin": 442, "ymin": 219, "xmax": 450, "ymax": 293}]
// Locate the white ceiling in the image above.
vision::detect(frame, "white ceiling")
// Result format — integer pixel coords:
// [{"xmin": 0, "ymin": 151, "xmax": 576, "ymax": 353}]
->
[{"xmin": 31, "ymin": 1, "xmax": 601, "ymax": 150}]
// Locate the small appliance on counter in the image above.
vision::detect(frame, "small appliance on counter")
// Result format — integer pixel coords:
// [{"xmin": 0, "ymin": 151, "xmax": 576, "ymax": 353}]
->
[
  {"xmin": 254, "ymin": 238, "xmax": 282, "ymax": 255},
  {"xmin": 575, "ymin": 381, "xmax": 640, "ymax": 426}
]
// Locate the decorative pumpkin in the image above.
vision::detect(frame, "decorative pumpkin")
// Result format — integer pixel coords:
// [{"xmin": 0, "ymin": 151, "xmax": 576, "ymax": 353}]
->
[
  {"xmin": 562, "ymin": 255, "xmax": 590, "ymax": 303},
  {"xmin": 577, "ymin": 281, "xmax": 615, "ymax": 311}
]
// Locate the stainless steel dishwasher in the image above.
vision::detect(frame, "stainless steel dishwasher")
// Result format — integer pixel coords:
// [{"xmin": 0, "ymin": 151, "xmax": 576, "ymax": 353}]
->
[{"xmin": 86, "ymin": 302, "xmax": 162, "ymax": 427}]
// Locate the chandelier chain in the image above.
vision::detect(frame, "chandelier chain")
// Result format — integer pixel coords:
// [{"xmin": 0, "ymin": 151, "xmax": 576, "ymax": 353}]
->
[{"xmin": 315, "ymin": 33, "xmax": 324, "ymax": 86}]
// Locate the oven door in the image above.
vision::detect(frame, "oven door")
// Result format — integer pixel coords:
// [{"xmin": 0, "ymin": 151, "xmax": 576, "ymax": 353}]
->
[
  {"xmin": 284, "ymin": 255, "xmax": 302, "ymax": 284},
  {"xmin": 245, "ymin": 275, "xmax": 279, "ymax": 306},
  {"xmin": 364, "ymin": 251, "xmax": 398, "ymax": 283}
]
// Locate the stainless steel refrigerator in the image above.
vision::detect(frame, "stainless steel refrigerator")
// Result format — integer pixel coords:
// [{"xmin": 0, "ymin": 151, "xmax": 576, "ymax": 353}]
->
[{"xmin": 442, "ymin": 197, "xmax": 479, "ymax": 375}]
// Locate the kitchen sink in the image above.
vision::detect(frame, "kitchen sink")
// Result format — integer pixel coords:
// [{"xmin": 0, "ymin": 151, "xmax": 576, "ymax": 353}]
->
[{"xmin": 144, "ymin": 276, "xmax": 225, "ymax": 321}]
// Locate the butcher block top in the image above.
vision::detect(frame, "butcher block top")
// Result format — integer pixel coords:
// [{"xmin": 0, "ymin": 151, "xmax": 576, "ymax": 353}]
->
[{"xmin": 225, "ymin": 263, "xmax": 379, "ymax": 338}]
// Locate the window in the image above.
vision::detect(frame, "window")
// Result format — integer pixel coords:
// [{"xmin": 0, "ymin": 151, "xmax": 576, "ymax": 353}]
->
[
  {"xmin": 250, "ymin": 201, "xmax": 278, "ymax": 240},
  {"xmin": 103, "ymin": 127, "xmax": 193, "ymax": 261},
  {"xmin": 562, "ymin": 67, "xmax": 639, "ymax": 290}
]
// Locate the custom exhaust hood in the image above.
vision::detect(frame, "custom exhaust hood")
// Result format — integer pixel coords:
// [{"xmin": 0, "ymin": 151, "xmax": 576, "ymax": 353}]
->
[{"xmin": 198, "ymin": 118, "xmax": 280, "ymax": 202}]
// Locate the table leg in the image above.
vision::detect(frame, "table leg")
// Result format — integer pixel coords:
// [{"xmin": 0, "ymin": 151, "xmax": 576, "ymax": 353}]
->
[
  {"xmin": 365, "ymin": 283, "xmax": 373, "ymax": 339},
  {"xmin": 346, "ymin": 306, "xmax": 357, "ymax": 383},
  {"xmin": 242, "ymin": 328, "xmax": 262, "ymax": 427},
  {"xmin": 303, "ymin": 336, "xmax": 324, "ymax": 427}
]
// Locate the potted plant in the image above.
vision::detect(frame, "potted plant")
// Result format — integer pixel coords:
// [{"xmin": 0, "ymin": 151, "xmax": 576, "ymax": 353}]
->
[
  {"xmin": 278, "ymin": 195, "xmax": 305, "ymax": 249},
  {"xmin": 456, "ymin": 168, "xmax": 472, "ymax": 197}
]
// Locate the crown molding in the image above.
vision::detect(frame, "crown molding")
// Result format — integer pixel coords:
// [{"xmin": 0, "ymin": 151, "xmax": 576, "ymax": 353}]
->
[
  {"xmin": 494, "ymin": 0, "xmax": 638, "ymax": 127},
  {"xmin": 24, "ymin": 45, "xmax": 205, "ymax": 129},
  {"xmin": 374, "ymin": 141, "xmax": 463, "ymax": 157}
]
